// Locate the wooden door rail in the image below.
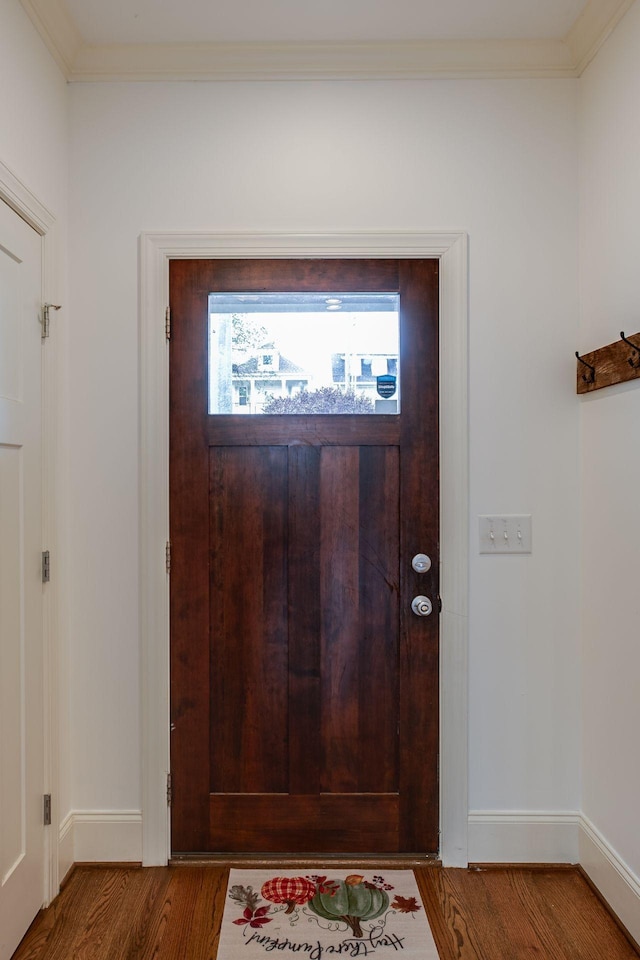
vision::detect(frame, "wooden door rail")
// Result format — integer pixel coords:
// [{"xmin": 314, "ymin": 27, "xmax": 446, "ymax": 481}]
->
[{"xmin": 576, "ymin": 330, "xmax": 640, "ymax": 393}]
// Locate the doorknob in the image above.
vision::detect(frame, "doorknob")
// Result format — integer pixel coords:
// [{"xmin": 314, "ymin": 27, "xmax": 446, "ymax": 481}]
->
[
  {"xmin": 411, "ymin": 596, "xmax": 433, "ymax": 617},
  {"xmin": 412, "ymin": 553, "xmax": 432, "ymax": 573}
]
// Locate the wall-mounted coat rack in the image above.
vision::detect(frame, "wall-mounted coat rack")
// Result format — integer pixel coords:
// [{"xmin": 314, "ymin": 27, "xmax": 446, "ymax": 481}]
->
[{"xmin": 576, "ymin": 330, "xmax": 640, "ymax": 394}]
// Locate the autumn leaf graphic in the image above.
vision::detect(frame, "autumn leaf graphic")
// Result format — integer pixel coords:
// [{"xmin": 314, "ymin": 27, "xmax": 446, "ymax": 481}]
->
[
  {"xmin": 228, "ymin": 885, "xmax": 260, "ymax": 911},
  {"xmin": 391, "ymin": 895, "xmax": 421, "ymax": 914},
  {"xmin": 233, "ymin": 906, "xmax": 272, "ymax": 928}
]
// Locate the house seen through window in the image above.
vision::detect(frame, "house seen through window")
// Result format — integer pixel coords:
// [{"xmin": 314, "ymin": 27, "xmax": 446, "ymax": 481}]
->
[{"xmin": 208, "ymin": 292, "xmax": 400, "ymax": 415}]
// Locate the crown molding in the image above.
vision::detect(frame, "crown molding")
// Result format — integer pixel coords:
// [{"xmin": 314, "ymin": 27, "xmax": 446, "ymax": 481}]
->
[
  {"xmin": 20, "ymin": 0, "xmax": 635, "ymax": 82},
  {"xmin": 565, "ymin": 0, "xmax": 637, "ymax": 74},
  {"xmin": 20, "ymin": 0, "xmax": 83, "ymax": 77},
  {"xmin": 68, "ymin": 38, "xmax": 576, "ymax": 81}
]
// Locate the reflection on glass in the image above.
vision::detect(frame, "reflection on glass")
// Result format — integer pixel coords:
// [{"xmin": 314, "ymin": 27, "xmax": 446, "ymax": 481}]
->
[{"xmin": 208, "ymin": 292, "xmax": 400, "ymax": 415}]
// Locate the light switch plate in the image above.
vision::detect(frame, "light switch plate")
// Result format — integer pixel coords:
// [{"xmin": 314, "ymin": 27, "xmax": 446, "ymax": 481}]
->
[{"xmin": 479, "ymin": 515, "xmax": 532, "ymax": 554}]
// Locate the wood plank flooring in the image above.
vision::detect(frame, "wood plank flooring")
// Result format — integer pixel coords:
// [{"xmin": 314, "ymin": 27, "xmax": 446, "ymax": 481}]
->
[{"xmin": 11, "ymin": 864, "xmax": 639, "ymax": 960}]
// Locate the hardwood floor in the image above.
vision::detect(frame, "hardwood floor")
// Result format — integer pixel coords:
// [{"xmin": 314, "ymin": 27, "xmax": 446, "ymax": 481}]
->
[{"xmin": 11, "ymin": 864, "xmax": 639, "ymax": 960}]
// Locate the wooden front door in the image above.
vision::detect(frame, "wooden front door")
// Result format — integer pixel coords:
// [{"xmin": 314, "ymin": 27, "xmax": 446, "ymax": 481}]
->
[{"xmin": 169, "ymin": 258, "xmax": 439, "ymax": 854}]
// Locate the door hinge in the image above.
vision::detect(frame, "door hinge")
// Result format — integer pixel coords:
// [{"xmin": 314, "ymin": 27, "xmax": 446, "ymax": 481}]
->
[
  {"xmin": 165, "ymin": 306, "xmax": 171, "ymax": 341},
  {"xmin": 42, "ymin": 303, "xmax": 61, "ymax": 340},
  {"xmin": 42, "ymin": 550, "xmax": 50, "ymax": 583},
  {"xmin": 165, "ymin": 540, "xmax": 171, "ymax": 574},
  {"xmin": 43, "ymin": 794, "xmax": 52, "ymax": 826},
  {"xmin": 167, "ymin": 773, "xmax": 172, "ymax": 806}
]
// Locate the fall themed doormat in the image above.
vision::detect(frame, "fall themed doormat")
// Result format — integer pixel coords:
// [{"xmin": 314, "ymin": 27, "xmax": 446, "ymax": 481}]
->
[{"xmin": 218, "ymin": 869, "xmax": 440, "ymax": 960}]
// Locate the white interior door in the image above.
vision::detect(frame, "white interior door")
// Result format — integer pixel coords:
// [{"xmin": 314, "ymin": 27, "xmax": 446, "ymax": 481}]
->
[{"xmin": 0, "ymin": 198, "xmax": 45, "ymax": 959}]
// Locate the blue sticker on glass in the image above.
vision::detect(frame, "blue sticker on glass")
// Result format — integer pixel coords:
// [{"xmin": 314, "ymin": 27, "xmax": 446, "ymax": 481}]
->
[{"xmin": 376, "ymin": 374, "xmax": 397, "ymax": 398}]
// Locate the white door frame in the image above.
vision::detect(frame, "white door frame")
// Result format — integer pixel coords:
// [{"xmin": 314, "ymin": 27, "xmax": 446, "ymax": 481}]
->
[
  {"xmin": 139, "ymin": 231, "xmax": 469, "ymax": 867},
  {"xmin": 0, "ymin": 159, "xmax": 60, "ymax": 902}
]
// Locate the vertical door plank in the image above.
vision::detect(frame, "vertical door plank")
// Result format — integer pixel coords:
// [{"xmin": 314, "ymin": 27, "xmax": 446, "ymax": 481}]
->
[
  {"xmin": 357, "ymin": 445, "xmax": 400, "ymax": 793},
  {"xmin": 288, "ymin": 444, "xmax": 322, "ymax": 795},
  {"xmin": 319, "ymin": 447, "xmax": 361, "ymax": 793},
  {"xmin": 170, "ymin": 261, "xmax": 212, "ymax": 851},
  {"xmin": 398, "ymin": 259, "xmax": 440, "ymax": 851},
  {"xmin": 209, "ymin": 447, "xmax": 289, "ymax": 794}
]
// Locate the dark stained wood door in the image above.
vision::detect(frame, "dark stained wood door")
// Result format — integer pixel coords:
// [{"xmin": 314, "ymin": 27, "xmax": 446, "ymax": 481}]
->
[{"xmin": 169, "ymin": 258, "xmax": 439, "ymax": 854}]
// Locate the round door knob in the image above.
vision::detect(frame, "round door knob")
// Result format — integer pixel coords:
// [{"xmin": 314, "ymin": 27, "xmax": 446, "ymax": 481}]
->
[
  {"xmin": 412, "ymin": 553, "xmax": 432, "ymax": 573},
  {"xmin": 411, "ymin": 595, "xmax": 433, "ymax": 617}
]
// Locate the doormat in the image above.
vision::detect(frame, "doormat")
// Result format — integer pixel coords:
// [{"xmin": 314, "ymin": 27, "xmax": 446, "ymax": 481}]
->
[{"xmin": 218, "ymin": 869, "xmax": 440, "ymax": 960}]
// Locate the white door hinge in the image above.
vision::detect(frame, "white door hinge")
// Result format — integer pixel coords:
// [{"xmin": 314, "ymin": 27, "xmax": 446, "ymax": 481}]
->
[
  {"xmin": 42, "ymin": 550, "xmax": 50, "ymax": 583},
  {"xmin": 165, "ymin": 306, "xmax": 171, "ymax": 341},
  {"xmin": 42, "ymin": 303, "xmax": 61, "ymax": 340},
  {"xmin": 165, "ymin": 540, "xmax": 171, "ymax": 574},
  {"xmin": 167, "ymin": 773, "xmax": 172, "ymax": 806},
  {"xmin": 43, "ymin": 794, "xmax": 52, "ymax": 825}
]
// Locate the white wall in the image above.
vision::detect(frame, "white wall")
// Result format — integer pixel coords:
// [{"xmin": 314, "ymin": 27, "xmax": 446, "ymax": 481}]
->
[
  {"xmin": 67, "ymin": 78, "xmax": 581, "ymax": 843},
  {"xmin": 579, "ymin": 0, "xmax": 640, "ymax": 895},
  {"xmin": 0, "ymin": 0, "xmax": 68, "ymax": 211},
  {"xmin": 4, "ymin": 0, "xmax": 638, "ymax": 922}
]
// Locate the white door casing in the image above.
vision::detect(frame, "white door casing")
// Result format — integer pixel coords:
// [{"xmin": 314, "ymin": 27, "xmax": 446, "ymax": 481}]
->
[
  {"xmin": 0, "ymin": 198, "xmax": 45, "ymax": 960},
  {"xmin": 139, "ymin": 231, "xmax": 469, "ymax": 868},
  {"xmin": 0, "ymin": 160, "xmax": 59, "ymax": 911}
]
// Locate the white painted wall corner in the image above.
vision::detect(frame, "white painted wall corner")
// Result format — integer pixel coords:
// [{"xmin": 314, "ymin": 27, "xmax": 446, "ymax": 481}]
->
[
  {"xmin": 58, "ymin": 813, "xmax": 74, "ymax": 884},
  {"xmin": 579, "ymin": 815, "xmax": 640, "ymax": 946},
  {"xmin": 467, "ymin": 811, "xmax": 640, "ymax": 945}
]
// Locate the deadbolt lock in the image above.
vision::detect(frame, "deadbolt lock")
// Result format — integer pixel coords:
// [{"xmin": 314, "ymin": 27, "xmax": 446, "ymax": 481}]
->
[{"xmin": 412, "ymin": 553, "xmax": 432, "ymax": 573}]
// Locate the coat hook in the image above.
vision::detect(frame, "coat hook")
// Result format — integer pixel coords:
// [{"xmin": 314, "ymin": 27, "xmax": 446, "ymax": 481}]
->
[
  {"xmin": 575, "ymin": 351, "xmax": 596, "ymax": 383},
  {"xmin": 620, "ymin": 331, "xmax": 640, "ymax": 368}
]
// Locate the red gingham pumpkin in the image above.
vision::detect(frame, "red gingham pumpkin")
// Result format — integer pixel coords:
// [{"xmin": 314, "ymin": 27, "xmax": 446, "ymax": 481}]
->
[{"xmin": 261, "ymin": 877, "xmax": 316, "ymax": 914}]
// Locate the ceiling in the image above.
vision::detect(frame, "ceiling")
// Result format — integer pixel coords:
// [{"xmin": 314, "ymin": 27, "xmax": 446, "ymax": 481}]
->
[
  {"xmin": 63, "ymin": 0, "xmax": 590, "ymax": 45},
  {"xmin": 20, "ymin": 0, "xmax": 636, "ymax": 81}
]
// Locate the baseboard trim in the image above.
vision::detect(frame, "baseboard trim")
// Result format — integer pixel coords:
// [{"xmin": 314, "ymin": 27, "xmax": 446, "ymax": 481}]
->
[
  {"xmin": 579, "ymin": 815, "xmax": 640, "ymax": 946},
  {"xmin": 467, "ymin": 810, "xmax": 640, "ymax": 942},
  {"xmin": 467, "ymin": 811, "xmax": 580, "ymax": 864},
  {"xmin": 55, "ymin": 807, "xmax": 640, "ymax": 947},
  {"xmin": 58, "ymin": 812, "xmax": 74, "ymax": 883},
  {"xmin": 58, "ymin": 810, "xmax": 143, "ymax": 864}
]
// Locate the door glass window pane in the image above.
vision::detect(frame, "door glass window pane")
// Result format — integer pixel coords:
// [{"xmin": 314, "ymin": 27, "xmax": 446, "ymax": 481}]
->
[{"xmin": 208, "ymin": 292, "xmax": 400, "ymax": 415}]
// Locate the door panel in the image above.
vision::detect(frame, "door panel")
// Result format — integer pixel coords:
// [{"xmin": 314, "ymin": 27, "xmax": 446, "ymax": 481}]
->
[
  {"xmin": 170, "ymin": 258, "xmax": 439, "ymax": 854},
  {"xmin": 209, "ymin": 445, "xmax": 289, "ymax": 794},
  {"xmin": 318, "ymin": 445, "xmax": 400, "ymax": 794},
  {"xmin": 208, "ymin": 795, "xmax": 400, "ymax": 852},
  {"xmin": 0, "ymin": 199, "xmax": 44, "ymax": 960}
]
